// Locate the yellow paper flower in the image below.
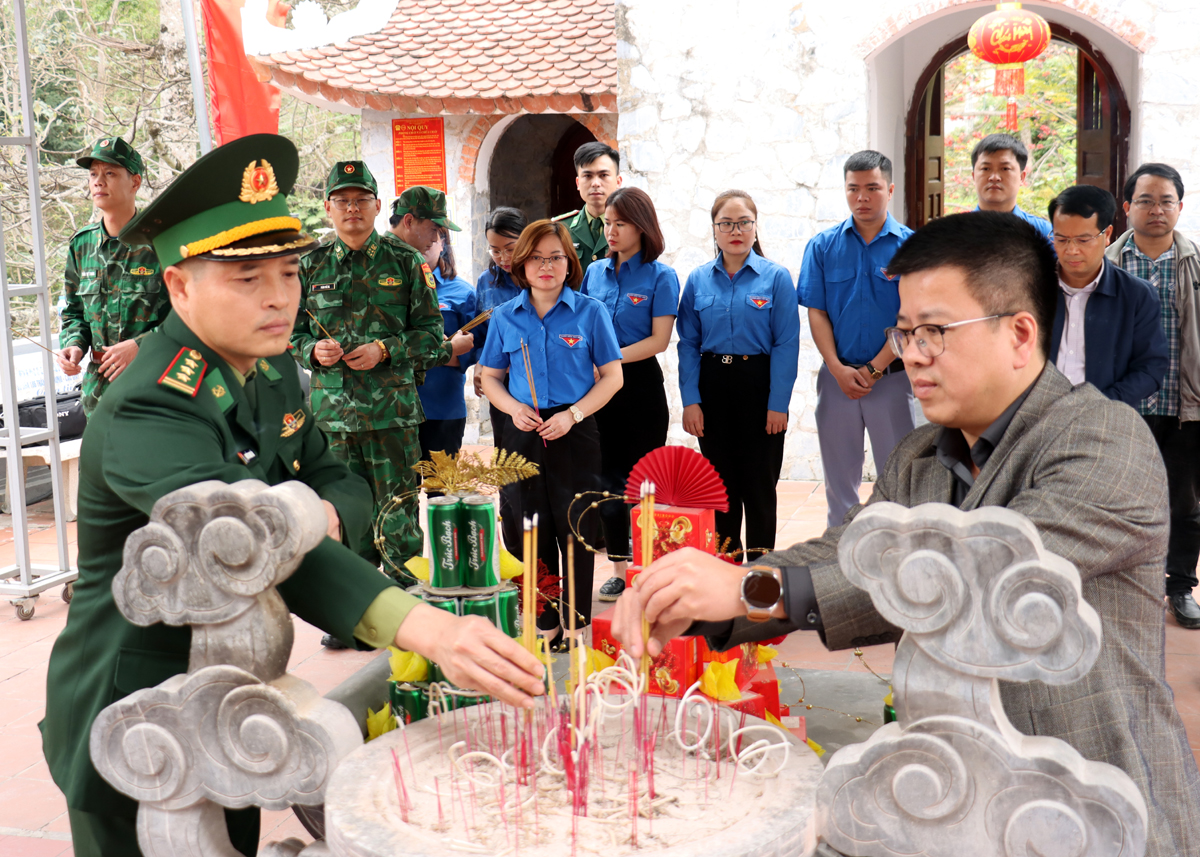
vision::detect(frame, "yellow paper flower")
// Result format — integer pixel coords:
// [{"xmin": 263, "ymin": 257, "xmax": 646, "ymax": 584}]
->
[
  {"xmin": 499, "ymin": 547, "xmax": 524, "ymax": 580},
  {"xmin": 404, "ymin": 556, "xmax": 430, "ymax": 581},
  {"xmin": 388, "ymin": 646, "xmax": 429, "ymax": 683},
  {"xmin": 699, "ymin": 658, "xmax": 742, "ymax": 701},
  {"xmin": 757, "ymin": 644, "xmax": 778, "ymax": 663},
  {"xmin": 366, "ymin": 703, "xmax": 397, "ymax": 741},
  {"xmin": 567, "ymin": 645, "xmax": 616, "ymax": 693}
]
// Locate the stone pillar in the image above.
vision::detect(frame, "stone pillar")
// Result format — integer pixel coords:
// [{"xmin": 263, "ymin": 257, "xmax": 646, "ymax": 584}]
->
[
  {"xmin": 816, "ymin": 502, "xmax": 1147, "ymax": 857},
  {"xmin": 89, "ymin": 479, "xmax": 362, "ymax": 857}
]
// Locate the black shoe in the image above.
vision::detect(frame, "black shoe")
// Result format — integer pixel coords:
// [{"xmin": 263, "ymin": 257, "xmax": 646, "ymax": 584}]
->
[
  {"xmin": 1167, "ymin": 592, "xmax": 1200, "ymax": 629},
  {"xmin": 321, "ymin": 634, "xmax": 351, "ymax": 650},
  {"xmin": 598, "ymin": 577, "xmax": 626, "ymax": 602}
]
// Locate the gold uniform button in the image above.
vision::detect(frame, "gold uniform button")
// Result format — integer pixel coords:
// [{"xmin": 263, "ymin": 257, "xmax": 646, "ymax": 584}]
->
[
  {"xmin": 293, "ymin": 460, "xmax": 300, "ymax": 472},
  {"xmin": 188, "ymin": 349, "xmax": 202, "ymax": 360}
]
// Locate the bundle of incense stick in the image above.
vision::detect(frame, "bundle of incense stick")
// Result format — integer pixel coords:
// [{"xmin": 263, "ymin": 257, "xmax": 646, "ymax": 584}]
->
[
  {"xmin": 519, "ymin": 337, "xmax": 546, "ymax": 447},
  {"xmin": 639, "ymin": 480, "xmax": 656, "ymax": 690},
  {"xmin": 522, "ymin": 515, "xmax": 537, "ymax": 655},
  {"xmin": 457, "ymin": 307, "xmax": 493, "ymax": 335}
]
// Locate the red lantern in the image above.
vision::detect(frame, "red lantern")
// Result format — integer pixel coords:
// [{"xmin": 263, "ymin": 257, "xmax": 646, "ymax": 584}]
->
[{"xmin": 968, "ymin": 3, "xmax": 1052, "ymax": 130}]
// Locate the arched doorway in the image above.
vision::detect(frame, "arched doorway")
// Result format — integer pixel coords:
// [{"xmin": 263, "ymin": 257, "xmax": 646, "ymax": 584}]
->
[
  {"xmin": 488, "ymin": 115, "xmax": 597, "ymax": 222},
  {"xmin": 906, "ymin": 24, "xmax": 1131, "ymax": 231}
]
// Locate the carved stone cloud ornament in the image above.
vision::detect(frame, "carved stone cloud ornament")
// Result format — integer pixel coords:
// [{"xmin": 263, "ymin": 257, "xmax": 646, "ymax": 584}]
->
[{"xmin": 815, "ymin": 503, "xmax": 1147, "ymax": 857}]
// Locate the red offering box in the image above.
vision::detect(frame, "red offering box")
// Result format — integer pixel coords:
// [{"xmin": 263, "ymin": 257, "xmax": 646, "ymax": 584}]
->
[
  {"xmin": 697, "ymin": 639, "xmax": 759, "ymax": 690},
  {"xmin": 591, "ymin": 607, "xmax": 700, "ymax": 698},
  {"xmin": 709, "ymin": 689, "xmax": 765, "ymax": 720},
  {"xmin": 748, "ymin": 663, "xmax": 782, "ymax": 720},
  {"xmin": 630, "ymin": 504, "xmax": 718, "ymax": 565}
]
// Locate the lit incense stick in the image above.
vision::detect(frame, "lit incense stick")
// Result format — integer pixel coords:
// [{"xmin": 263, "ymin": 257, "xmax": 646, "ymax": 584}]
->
[{"xmin": 305, "ymin": 307, "xmax": 337, "ymax": 342}]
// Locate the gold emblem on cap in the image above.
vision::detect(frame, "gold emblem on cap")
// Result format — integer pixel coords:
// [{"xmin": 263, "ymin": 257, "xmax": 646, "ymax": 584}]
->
[
  {"xmin": 239, "ymin": 159, "xmax": 280, "ymax": 205},
  {"xmin": 345, "ymin": 164, "xmax": 355, "ymax": 173}
]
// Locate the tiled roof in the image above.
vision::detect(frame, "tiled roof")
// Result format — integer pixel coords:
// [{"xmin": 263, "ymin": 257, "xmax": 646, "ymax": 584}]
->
[{"xmin": 254, "ymin": 0, "xmax": 616, "ymax": 115}]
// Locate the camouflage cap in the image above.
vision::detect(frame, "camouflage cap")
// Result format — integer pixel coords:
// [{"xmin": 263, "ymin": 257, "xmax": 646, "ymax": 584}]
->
[
  {"xmin": 120, "ymin": 133, "xmax": 315, "ymax": 267},
  {"xmin": 391, "ymin": 186, "xmax": 461, "ymax": 231},
  {"xmin": 76, "ymin": 136, "xmax": 145, "ymax": 176},
  {"xmin": 326, "ymin": 161, "xmax": 378, "ymax": 198}
]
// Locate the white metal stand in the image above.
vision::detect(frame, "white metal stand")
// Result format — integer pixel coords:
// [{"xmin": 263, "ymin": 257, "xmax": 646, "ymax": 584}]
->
[{"xmin": 0, "ymin": 0, "xmax": 77, "ymax": 619}]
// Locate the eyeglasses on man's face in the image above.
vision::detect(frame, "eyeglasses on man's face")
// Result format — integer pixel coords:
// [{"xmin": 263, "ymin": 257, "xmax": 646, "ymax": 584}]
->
[
  {"xmin": 527, "ymin": 254, "xmax": 569, "ymax": 268},
  {"xmin": 1052, "ymin": 231, "xmax": 1105, "ymax": 249},
  {"xmin": 885, "ymin": 313, "xmax": 1016, "ymax": 359},
  {"xmin": 329, "ymin": 197, "xmax": 377, "ymax": 211},
  {"xmin": 1131, "ymin": 197, "xmax": 1180, "ymax": 211},
  {"xmin": 714, "ymin": 220, "xmax": 756, "ymax": 234}
]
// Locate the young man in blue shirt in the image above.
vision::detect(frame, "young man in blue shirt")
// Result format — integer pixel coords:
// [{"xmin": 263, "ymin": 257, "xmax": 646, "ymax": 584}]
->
[
  {"xmin": 800, "ymin": 151, "xmax": 915, "ymax": 528},
  {"xmin": 971, "ymin": 133, "xmax": 1054, "ymax": 242}
]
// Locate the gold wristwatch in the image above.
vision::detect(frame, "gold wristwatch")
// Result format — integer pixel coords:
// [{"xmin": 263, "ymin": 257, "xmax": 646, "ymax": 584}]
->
[
  {"xmin": 375, "ymin": 339, "xmax": 389, "ymax": 362},
  {"xmin": 867, "ymin": 362, "xmax": 884, "ymax": 380}
]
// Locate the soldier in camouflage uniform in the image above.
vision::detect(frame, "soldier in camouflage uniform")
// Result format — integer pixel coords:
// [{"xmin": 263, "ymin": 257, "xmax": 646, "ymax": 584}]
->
[
  {"xmin": 294, "ymin": 166, "xmax": 473, "ymax": 579},
  {"xmin": 57, "ymin": 137, "xmax": 170, "ymax": 416}
]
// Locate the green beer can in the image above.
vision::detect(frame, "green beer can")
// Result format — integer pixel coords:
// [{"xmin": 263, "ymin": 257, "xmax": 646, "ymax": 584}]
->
[
  {"xmin": 427, "ymin": 496, "xmax": 464, "ymax": 589},
  {"xmin": 422, "ymin": 592, "xmax": 460, "ymax": 616},
  {"xmin": 389, "ymin": 681, "xmax": 428, "ymax": 724},
  {"xmin": 463, "ymin": 495, "xmax": 500, "ymax": 588},
  {"xmin": 461, "ymin": 592, "xmax": 499, "ymax": 626},
  {"xmin": 496, "ymin": 584, "xmax": 520, "ymax": 638},
  {"xmin": 429, "ymin": 662, "xmax": 447, "ymax": 684}
]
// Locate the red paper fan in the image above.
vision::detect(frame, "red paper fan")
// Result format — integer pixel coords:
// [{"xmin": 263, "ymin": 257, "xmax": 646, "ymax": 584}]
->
[{"xmin": 624, "ymin": 446, "xmax": 729, "ymax": 512}]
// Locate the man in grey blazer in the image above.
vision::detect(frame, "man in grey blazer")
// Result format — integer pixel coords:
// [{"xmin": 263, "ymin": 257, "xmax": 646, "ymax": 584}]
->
[{"xmin": 613, "ymin": 211, "xmax": 1200, "ymax": 857}]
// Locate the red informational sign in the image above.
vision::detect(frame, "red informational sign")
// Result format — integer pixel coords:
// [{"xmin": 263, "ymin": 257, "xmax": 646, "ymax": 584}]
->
[{"xmin": 392, "ymin": 118, "xmax": 447, "ymax": 193}]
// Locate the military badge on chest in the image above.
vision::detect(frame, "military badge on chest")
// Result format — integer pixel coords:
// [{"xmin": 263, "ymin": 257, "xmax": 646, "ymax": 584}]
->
[{"xmin": 280, "ymin": 410, "xmax": 306, "ymax": 438}]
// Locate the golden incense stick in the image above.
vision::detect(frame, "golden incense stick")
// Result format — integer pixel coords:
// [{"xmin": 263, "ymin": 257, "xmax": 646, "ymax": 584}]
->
[
  {"xmin": 522, "ymin": 516, "xmax": 535, "ymax": 655},
  {"xmin": 305, "ymin": 308, "xmax": 336, "ymax": 342},
  {"xmin": 519, "ymin": 338, "xmax": 547, "ymax": 447},
  {"xmin": 16, "ymin": 332, "xmax": 60, "ymax": 358},
  {"xmin": 567, "ymin": 535, "xmax": 577, "ymax": 744},
  {"xmin": 639, "ymin": 480, "xmax": 655, "ymax": 691},
  {"xmin": 457, "ymin": 307, "xmax": 493, "ymax": 335}
]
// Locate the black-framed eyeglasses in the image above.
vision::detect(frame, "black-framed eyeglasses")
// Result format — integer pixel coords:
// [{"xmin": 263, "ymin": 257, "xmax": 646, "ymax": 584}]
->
[
  {"xmin": 885, "ymin": 313, "xmax": 1016, "ymax": 359},
  {"xmin": 714, "ymin": 219, "xmax": 756, "ymax": 233},
  {"xmin": 329, "ymin": 197, "xmax": 377, "ymax": 211}
]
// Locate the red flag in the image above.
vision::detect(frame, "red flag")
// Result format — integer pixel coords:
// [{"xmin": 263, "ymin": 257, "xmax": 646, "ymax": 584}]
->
[{"xmin": 199, "ymin": 0, "xmax": 289, "ymax": 145}]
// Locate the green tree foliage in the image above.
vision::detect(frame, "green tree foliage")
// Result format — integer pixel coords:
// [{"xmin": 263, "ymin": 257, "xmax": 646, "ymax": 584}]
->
[{"xmin": 943, "ymin": 40, "xmax": 1078, "ymax": 217}]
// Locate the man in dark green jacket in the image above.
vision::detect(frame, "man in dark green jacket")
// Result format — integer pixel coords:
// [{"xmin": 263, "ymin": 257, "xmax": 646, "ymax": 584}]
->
[
  {"xmin": 41, "ymin": 134, "xmax": 543, "ymax": 857},
  {"xmin": 557, "ymin": 141, "xmax": 622, "ymax": 271}
]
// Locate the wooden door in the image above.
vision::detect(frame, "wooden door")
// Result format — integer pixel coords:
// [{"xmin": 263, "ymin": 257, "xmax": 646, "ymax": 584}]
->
[
  {"xmin": 1076, "ymin": 50, "xmax": 1128, "ymax": 232},
  {"xmin": 908, "ymin": 67, "xmax": 945, "ymax": 228}
]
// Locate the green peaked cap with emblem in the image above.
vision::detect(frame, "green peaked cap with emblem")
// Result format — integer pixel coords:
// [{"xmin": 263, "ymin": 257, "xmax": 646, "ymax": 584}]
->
[
  {"xmin": 77, "ymin": 136, "xmax": 145, "ymax": 176},
  {"xmin": 392, "ymin": 185, "xmax": 461, "ymax": 231},
  {"xmin": 325, "ymin": 160, "xmax": 378, "ymax": 198},
  {"xmin": 120, "ymin": 133, "xmax": 314, "ymax": 268}
]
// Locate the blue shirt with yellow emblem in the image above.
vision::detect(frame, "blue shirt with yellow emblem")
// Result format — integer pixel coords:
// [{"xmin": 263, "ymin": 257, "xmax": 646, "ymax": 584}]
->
[
  {"xmin": 418, "ymin": 269, "xmax": 477, "ymax": 420},
  {"xmin": 479, "ymin": 286, "xmax": 622, "ymax": 409},
  {"xmin": 581, "ymin": 251, "xmax": 680, "ymax": 347},
  {"xmin": 676, "ymin": 250, "xmax": 800, "ymax": 412}
]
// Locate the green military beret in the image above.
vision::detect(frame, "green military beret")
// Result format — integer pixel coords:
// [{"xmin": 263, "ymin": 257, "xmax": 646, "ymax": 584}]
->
[
  {"xmin": 326, "ymin": 161, "xmax": 378, "ymax": 198},
  {"xmin": 391, "ymin": 186, "xmax": 461, "ymax": 231},
  {"xmin": 76, "ymin": 136, "xmax": 145, "ymax": 176},
  {"xmin": 120, "ymin": 133, "xmax": 315, "ymax": 268}
]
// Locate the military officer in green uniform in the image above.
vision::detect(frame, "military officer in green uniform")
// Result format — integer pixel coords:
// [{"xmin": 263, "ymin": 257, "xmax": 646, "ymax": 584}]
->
[
  {"xmin": 557, "ymin": 141, "xmax": 623, "ymax": 271},
  {"xmin": 293, "ymin": 167, "xmax": 473, "ymax": 575},
  {"xmin": 40, "ymin": 134, "xmax": 543, "ymax": 857},
  {"xmin": 57, "ymin": 136, "xmax": 170, "ymax": 416}
]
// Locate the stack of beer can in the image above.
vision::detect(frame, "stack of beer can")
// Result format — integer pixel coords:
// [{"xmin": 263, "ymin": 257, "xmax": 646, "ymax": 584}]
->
[{"xmin": 390, "ymin": 494, "xmax": 522, "ymax": 724}]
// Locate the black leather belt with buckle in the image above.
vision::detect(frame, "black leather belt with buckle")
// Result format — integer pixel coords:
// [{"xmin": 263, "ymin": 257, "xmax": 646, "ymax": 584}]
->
[
  {"xmin": 704, "ymin": 352, "xmax": 751, "ymax": 364},
  {"xmin": 847, "ymin": 357, "xmax": 905, "ymax": 376}
]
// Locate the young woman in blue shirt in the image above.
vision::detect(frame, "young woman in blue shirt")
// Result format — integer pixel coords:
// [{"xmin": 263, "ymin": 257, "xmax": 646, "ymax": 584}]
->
[
  {"xmin": 580, "ymin": 188, "xmax": 680, "ymax": 600},
  {"xmin": 474, "ymin": 207, "xmax": 528, "ymax": 553},
  {"xmin": 676, "ymin": 190, "xmax": 800, "ymax": 560},
  {"xmin": 418, "ymin": 227, "xmax": 476, "ymax": 461},
  {"xmin": 479, "ymin": 220, "xmax": 623, "ymax": 645}
]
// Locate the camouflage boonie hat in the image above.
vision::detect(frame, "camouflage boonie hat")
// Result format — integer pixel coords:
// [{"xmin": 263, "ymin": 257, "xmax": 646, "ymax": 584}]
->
[
  {"xmin": 391, "ymin": 186, "xmax": 461, "ymax": 231},
  {"xmin": 325, "ymin": 161, "xmax": 378, "ymax": 198},
  {"xmin": 120, "ymin": 133, "xmax": 315, "ymax": 267},
  {"xmin": 76, "ymin": 136, "xmax": 145, "ymax": 176}
]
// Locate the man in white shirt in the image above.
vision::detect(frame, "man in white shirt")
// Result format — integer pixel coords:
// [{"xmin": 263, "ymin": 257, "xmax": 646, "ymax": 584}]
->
[{"xmin": 1046, "ymin": 184, "xmax": 1167, "ymax": 408}]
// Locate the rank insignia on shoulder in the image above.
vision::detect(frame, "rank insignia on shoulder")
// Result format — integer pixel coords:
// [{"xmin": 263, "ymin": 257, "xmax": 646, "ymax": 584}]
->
[
  {"xmin": 281, "ymin": 409, "xmax": 305, "ymax": 437},
  {"xmin": 258, "ymin": 359, "xmax": 282, "ymax": 381},
  {"xmin": 204, "ymin": 367, "xmax": 235, "ymax": 413},
  {"xmin": 420, "ymin": 262, "xmax": 436, "ymax": 288},
  {"xmin": 237, "ymin": 449, "xmax": 258, "ymax": 466},
  {"xmin": 159, "ymin": 347, "xmax": 207, "ymax": 397}
]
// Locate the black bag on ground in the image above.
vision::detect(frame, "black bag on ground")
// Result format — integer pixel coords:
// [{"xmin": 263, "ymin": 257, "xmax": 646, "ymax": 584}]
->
[{"xmin": 0, "ymin": 390, "xmax": 86, "ymax": 440}]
